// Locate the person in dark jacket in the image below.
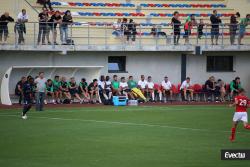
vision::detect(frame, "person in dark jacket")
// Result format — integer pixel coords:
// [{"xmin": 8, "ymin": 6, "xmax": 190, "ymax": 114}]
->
[
  {"xmin": 171, "ymin": 11, "xmax": 181, "ymax": 45},
  {"xmin": 37, "ymin": 0, "xmax": 53, "ymax": 11},
  {"xmin": 60, "ymin": 10, "xmax": 73, "ymax": 45},
  {"xmin": 229, "ymin": 12, "xmax": 240, "ymax": 45},
  {"xmin": 210, "ymin": 10, "xmax": 221, "ymax": 45},
  {"xmin": 127, "ymin": 19, "xmax": 137, "ymax": 43},
  {"xmin": 0, "ymin": 12, "xmax": 14, "ymax": 44}
]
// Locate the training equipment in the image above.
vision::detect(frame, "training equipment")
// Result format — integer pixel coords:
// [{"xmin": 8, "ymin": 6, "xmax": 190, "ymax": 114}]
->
[{"xmin": 112, "ymin": 96, "xmax": 127, "ymax": 106}]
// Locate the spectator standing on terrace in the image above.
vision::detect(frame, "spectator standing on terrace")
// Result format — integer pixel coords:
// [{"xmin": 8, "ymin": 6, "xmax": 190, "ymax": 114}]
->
[
  {"xmin": 60, "ymin": 10, "xmax": 73, "ymax": 45},
  {"xmin": 121, "ymin": 18, "xmax": 129, "ymax": 43},
  {"xmin": 238, "ymin": 14, "xmax": 250, "ymax": 45},
  {"xmin": 37, "ymin": 7, "xmax": 51, "ymax": 45},
  {"xmin": 171, "ymin": 11, "xmax": 181, "ymax": 45},
  {"xmin": 229, "ymin": 12, "xmax": 240, "ymax": 45},
  {"xmin": 34, "ymin": 72, "xmax": 47, "ymax": 111},
  {"xmin": 0, "ymin": 12, "xmax": 14, "ymax": 44},
  {"xmin": 16, "ymin": 9, "xmax": 28, "ymax": 44},
  {"xmin": 127, "ymin": 19, "xmax": 137, "ymax": 44},
  {"xmin": 37, "ymin": 0, "xmax": 53, "ymax": 11},
  {"xmin": 183, "ymin": 14, "xmax": 196, "ymax": 45},
  {"xmin": 198, "ymin": 19, "xmax": 205, "ymax": 39},
  {"xmin": 48, "ymin": 11, "xmax": 62, "ymax": 45},
  {"xmin": 112, "ymin": 18, "xmax": 122, "ymax": 37},
  {"xmin": 210, "ymin": 10, "xmax": 221, "ymax": 45}
]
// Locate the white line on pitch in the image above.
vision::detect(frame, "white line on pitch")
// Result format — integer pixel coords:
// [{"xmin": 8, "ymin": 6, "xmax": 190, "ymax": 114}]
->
[{"xmin": 0, "ymin": 114, "xmax": 249, "ymax": 135}]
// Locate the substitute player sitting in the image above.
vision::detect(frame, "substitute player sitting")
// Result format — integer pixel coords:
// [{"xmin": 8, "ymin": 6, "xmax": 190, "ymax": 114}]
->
[
  {"xmin": 147, "ymin": 76, "xmax": 155, "ymax": 102},
  {"xmin": 180, "ymin": 77, "xmax": 194, "ymax": 101},
  {"xmin": 229, "ymin": 88, "xmax": 250, "ymax": 142},
  {"xmin": 161, "ymin": 76, "xmax": 173, "ymax": 102}
]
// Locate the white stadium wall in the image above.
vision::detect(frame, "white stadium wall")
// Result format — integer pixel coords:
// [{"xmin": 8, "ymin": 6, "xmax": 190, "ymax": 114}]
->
[{"xmin": 0, "ymin": 51, "xmax": 250, "ymax": 103}]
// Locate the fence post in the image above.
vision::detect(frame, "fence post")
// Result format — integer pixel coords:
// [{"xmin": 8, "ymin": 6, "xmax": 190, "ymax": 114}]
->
[
  {"xmin": 87, "ymin": 23, "xmax": 90, "ymax": 48},
  {"xmin": 34, "ymin": 23, "xmax": 36, "ymax": 48},
  {"xmin": 205, "ymin": 25, "xmax": 208, "ymax": 47},
  {"xmin": 105, "ymin": 23, "xmax": 108, "ymax": 49},
  {"xmin": 221, "ymin": 24, "xmax": 224, "ymax": 46}
]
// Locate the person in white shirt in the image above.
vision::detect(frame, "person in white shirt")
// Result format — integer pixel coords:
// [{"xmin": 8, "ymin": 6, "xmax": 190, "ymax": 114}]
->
[
  {"xmin": 112, "ymin": 18, "xmax": 122, "ymax": 37},
  {"xmin": 16, "ymin": 9, "xmax": 28, "ymax": 44},
  {"xmin": 180, "ymin": 77, "xmax": 194, "ymax": 101},
  {"xmin": 161, "ymin": 76, "xmax": 173, "ymax": 101},
  {"xmin": 119, "ymin": 77, "xmax": 129, "ymax": 98},
  {"xmin": 146, "ymin": 76, "xmax": 155, "ymax": 102},
  {"xmin": 138, "ymin": 75, "xmax": 148, "ymax": 95},
  {"xmin": 98, "ymin": 75, "xmax": 108, "ymax": 101},
  {"xmin": 105, "ymin": 76, "xmax": 112, "ymax": 100},
  {"xmin": 34, "ymin": 72, "xmax": 46, "ymax": 111}
]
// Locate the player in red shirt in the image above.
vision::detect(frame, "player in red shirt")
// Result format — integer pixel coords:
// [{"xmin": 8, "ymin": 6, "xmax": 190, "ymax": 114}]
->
[{"xmin": 229, "ymin": 88, "xmax": 250, "ymax": 142}]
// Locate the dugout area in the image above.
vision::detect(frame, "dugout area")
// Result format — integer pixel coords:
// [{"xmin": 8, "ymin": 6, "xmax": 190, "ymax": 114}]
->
[{"xmin": 0, "ymin": 66, "xmax": 103, "ymax": 105}]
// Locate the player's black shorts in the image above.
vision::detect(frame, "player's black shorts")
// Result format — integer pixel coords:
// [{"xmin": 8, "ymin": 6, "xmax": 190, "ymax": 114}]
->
[{"xmin": 23, "ymin": 97, "xmax": 32, "ymax": 105}]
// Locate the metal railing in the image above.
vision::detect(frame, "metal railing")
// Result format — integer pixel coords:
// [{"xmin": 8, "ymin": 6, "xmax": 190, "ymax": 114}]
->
[{"xmin": 0, "ymin": 22, "xmax": 250, "ymax": 49}]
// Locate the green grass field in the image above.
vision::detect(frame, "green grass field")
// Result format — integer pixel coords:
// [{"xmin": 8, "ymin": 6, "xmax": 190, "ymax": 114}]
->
[{"xmin": 0, "ymin": 105, "xmax": 250, "ymax": 167}]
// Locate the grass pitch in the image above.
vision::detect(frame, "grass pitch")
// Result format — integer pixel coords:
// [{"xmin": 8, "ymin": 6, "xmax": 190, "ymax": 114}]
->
[{"xmin": 0, "ymin": 105, "xmax": 250, "ymax": 167}]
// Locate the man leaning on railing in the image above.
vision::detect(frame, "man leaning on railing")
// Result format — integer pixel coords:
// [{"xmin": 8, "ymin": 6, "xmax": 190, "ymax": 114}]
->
[
  {"xmin": 0, "ymin": 12, "xmax": 14, "ymax": 44},
  {"xmin": 15, "ymin": 9, "xmax": 28, "ymax": 45}
]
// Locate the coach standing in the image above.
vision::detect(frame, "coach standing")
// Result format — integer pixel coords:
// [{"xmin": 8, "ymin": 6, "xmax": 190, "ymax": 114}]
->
[{"xmin": 35, "ymin": 72, "xmax": 47, "ymax": 111}]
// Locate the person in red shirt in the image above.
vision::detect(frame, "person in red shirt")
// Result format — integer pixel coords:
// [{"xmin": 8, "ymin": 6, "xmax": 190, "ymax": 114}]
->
[{"xmin": 229, "ymin": 88, "xmax": 250, "ymax": 142}]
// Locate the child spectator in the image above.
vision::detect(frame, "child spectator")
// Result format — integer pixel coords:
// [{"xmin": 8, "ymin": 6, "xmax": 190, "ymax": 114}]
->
[
  {"xmin": 112, "ymin": 18, "xmax": 122, "ymax": 37},
  {"xmin": 111, "ymin": 75, "xmax": 120, "ymax": 96},
  {"xmin": 60, "ymin": 10, "xmax": 73, "ymax": 45},
  {"xmin": 68, "ymin": 77, "xmax": 84, "ymax": 103},
  {"xmin": 171, "ymin": 11, "xmax": 181, "ymax": 45},
  {"xmin": 48, "ymin": 11, "xmax": 62, "ymax": 45},
  {"xmin": 229, "ymin": 12, "xmax": 240, "ymax": 45},
  {"xmin": 37, "ymin": 7, "xmax": 51, "ymax": 45},
  {"xmin": 238, "ymin": 14, "xmax": 250, "ymax": 45},
  {"xmin": 46, "ymin": 79, "xmax": 56, "ymax": 104},
  {"xmin": 79, "ymin": 78, "xmax": 90, "ymax": 103},
  {"xmin": 16, "ymin": 9, "xmax": 28, "ymax": 44},
  {"xmin": 0, "ymin": 12, "xmax": 14, "ymax": 44},
  {"xmin": 88, "ymin": 79, "xmax": 100, "ymax": 104},
  {"xmin": 198, "ymin": 19, "xmax": 204, "ymax": 39},
  {"xmin": 53, "ymin": 76, "xmax": 62, "ymax": 104}
]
